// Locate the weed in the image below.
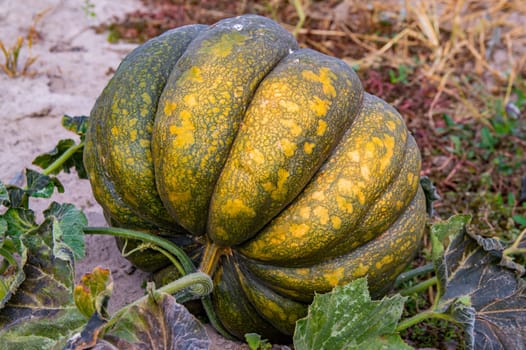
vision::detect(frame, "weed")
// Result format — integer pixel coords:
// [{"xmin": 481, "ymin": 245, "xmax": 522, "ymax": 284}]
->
[
  {"xmin": 0, "ymin": 37, "xmax": 38, "ymax": 77},
  {"xmin": 82, "ymin": 0, "xmax": 96, "ymax": 18},
  {"xmin": 388, "ymin": 64, "xmax": 413, "ymax": 84},
  {"xmin": 245, "ymin": 333, "xmax": 272, "ymax": 350},
  {"xmin": 0, "ymin": 8, "xmax": 49, "ymax": 78}
]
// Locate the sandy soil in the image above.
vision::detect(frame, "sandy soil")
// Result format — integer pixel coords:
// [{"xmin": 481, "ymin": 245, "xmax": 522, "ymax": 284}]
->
[{"xmin": 0, "ymin": 1, "xmax": 248, "ymax": 348}]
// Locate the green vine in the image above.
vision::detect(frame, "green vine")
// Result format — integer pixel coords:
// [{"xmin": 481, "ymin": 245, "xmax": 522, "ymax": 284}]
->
[
  {"xmin": 83, "ymin": 226, "xmax": 232, "ymax": 339},
  {"xmin": 84, "ymin": 226, "xmax": 195, "ymax": 274},
  {"xmin": 41, "ymin": 141, "xmax": 84, "ymax": 176},
  {"xmin": 396, "ymin": 309, "xmax": 458, "ymax": 332},
  {"xmin": 104, "ymin": 272, "xmax": 212, "ymax": 330},
  {"xmin": 503, "ymin": 227, "xmax": 526, "ymax": 257},
  {"xmin": 399, "ymin": 276, "xmax": 438, "ymax": 297}
]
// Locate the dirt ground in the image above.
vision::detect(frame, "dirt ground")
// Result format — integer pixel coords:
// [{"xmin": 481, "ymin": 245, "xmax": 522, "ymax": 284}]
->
[{"xmin": 0, "ymin": 0, "xmax": 249, "ymax": 348}]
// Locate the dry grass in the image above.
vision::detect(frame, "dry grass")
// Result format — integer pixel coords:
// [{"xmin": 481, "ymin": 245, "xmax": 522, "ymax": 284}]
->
[
  {"xmin": 0, "ymin": 7, "xmax": 50, "ymax": 78},
  {"xmin": 103, "ymin": 0, "xmax": 525, "ymax": 120}
]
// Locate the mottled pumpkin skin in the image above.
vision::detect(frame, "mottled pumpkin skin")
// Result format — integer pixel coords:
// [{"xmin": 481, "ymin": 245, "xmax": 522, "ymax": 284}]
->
[{"xmin": 84, "ymin": 15, "xmax": 426, "ymax": 341}]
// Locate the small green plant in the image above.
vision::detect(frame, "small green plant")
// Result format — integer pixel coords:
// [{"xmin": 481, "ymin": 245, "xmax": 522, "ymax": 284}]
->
[
  {"xmin": 432, "ymin": 80, "xmax": 526, "ymax": 239},
  {"xmin": 388, "ymin": 65, "xmax": 413, "ymax": 84},
  {"xmin": 82, "ymin": 0, "xmax": 96, "ymax": 18},
  {"xmin": 245, "ymin": 333, "xmax": 272, "ymax": 350}
]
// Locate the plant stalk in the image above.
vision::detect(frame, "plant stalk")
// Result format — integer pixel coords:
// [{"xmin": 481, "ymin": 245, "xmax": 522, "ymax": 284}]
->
[
  {"xmin": 84, "ymin": 226, "xmax": 196, "ymax": 274},
  {"xmin": 396, "ymin": 309, "xmax": 457, "ymax": 332},
  {"xmin": 199, "ymin": 241, "xmax": 226, "ymax": 276},
  {"xmin": 84, "ymin": 226, "xmax": 231, "ymax": 339},
  {"xmin": 394, "ymin": 263, "xmax": 435, "ymax": 287},
  {"xmin": 42, "ymin": 141, "xmax": 84, "ymax": 176},
  {"xmin": 503, "ymin": 227, "xmax": 526, "ymax": 257},
  {"xmin": 104, "ymin": 272, "xmax": 212, "ymax": 330},
  {"xmin": 399, "ymin": 276, "xmax": 438, "ymax": 296},
  {"xmin": 292, "ymin": 0, "xmax": 306, "ymax": 37}
]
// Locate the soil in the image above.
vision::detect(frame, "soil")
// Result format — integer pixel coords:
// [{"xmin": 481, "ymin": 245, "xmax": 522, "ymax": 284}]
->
[{"xmin": 0, "ymin": 0, "xmax": 251, "ymax": 348}]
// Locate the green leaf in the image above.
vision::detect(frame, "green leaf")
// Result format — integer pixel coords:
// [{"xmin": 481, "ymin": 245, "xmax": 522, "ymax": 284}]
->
[
  {"xmin": 31, "ymin": 114, "xmax": 88, "ymax": 180},
  {"xmin": 43, "ymin": 202, "xmax": 87, "ymax": 260},
  {"xmin": 0, "ymin": 218, "xmax": 6, "ymax": 237},
  {"xmin": 293, "ymin": 278, "xmax": 411, "ymax": 350},
  {"xmin": 419, "ymin": 176, "xmax": 441, "ymax": 216},
  {"xmin": 245, "ymin": 333, "xmax": 272, "ymax": 350},
  {"xmin": 25, "ymin": 169, "xmax": 63, "ymax": 197},
  {"xmin": 62, "ymin": 115, "xmax": 89, "ymax": 138},
  {"xmin": 0, "ymin": 209, "xmax": 87, "ymax": 349},
  {"xmin": 0, "ymin": 181, "xmax": 8, "ymax": 206},
  {"xmin": 0, "ymin": 206, "xmax": 35, "ymax": 308},
  {"xmin": 479, "ymin": 126, "xmax": 495, "ymax": 150},
  {"xmin": 0, "ymin": 243, "xmax": 27, "ymax": 309},
  {"xmin": 430, "ymin": 214, "xmax": 472, "ymax": 244},
  {"xmin": 436, "ymin": 224, "xmax": 526, "ymax": 349},
  {"xmin": 512, "ymin": 214, "xmax": 526, "ymax": 227},
  {"xmin": 74, "ymin": 267, "xmax": 113, "ymax": 319},
  {"xmin": 32, "ymin": 139, "xmax": 87, "ymax": 179},
  {"xmin": 4, "ymin": 186, "xmax": 25, "ymax": 209},
  {"xmin": 2, "ymin": 207, "xmax": 37, "ymax": 246},
  {"xmin": 430, "ymin": 215, "xmax": 472, "ymax": 299}
]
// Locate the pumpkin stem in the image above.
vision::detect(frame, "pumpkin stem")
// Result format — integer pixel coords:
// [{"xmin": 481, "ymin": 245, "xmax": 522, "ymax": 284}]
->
[{"xmin": 199, "ymin": 241, "xmax": 227, "ymax": 277}]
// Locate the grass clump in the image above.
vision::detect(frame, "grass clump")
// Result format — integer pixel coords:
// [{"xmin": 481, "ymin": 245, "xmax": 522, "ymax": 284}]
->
[{"xmin": 0, "ymin": 7, "xmax": 49, "ymax": 78}]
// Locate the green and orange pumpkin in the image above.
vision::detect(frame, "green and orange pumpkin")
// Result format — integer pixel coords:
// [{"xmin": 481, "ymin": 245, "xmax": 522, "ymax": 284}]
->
[{"xmin": 84, "ymin": 14, "xmax": 426, "ymax": 341}]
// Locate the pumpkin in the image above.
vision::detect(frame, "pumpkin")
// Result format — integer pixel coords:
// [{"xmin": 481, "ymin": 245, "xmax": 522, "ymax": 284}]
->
[{"xmin": 84, "ymin": 14, "xmax": 426, "ymax": 341}]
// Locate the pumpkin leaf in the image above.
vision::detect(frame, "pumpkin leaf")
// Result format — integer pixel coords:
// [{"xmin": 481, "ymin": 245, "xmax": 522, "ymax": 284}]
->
[
  {"xmin": 44, "ymin": 202, "xmax": 86, "ymax": 260},
  {"xmin": 65, "ymin": 267, "xmax": 113, "ymax": 350},
  {"xmin": 3, "ymin": 185, "xmax": 24, "ymax": 209},
  {"xmin": 0, "ymin": 203, "xmax": 88, "ymax": 349},
  {"xmin": 1, "ymin": 207, "xmax": 37, "ymax": 243},
  {"xmin": 435, "ymin": 220, "xmax": 526, "ymax": 349},
  {"xmin": 0, "ymin": 181, "xmax": 8, "ymax": 205},
  {"xmin": 25, "ymin": 169, "xmax": 64, "ymax": 197},
  {"xmin": 0, "ymin": 235, "xmax": 27, "ymax": 309},
  {"xmin": 430, "ymin": 214, "xmax": 472, "ymax": 244},
  {"xmin": 32, "ymin": 115, "xmax": 88, "ymax": 179},
  {"xmin": 62, "ymin": 115, "xmax": 89, "ymax": 138},
  {"xmin": 0, "ymin": 205, "xmax": 36, "ymax": 308},
  {"xmin": 32, "ymin": 139, "xmax": 87, "ymax": 179},
  {"xmin": 0, "ymin": 242, "xmax": 27, "ymax": 310},
  {"xmin": 293, "ymin": 278, "xmax": 412, "ymax": 350},
  {"xmin": 74, "ymin": 267, "xmax": 113, "ymax": 319},
  {"xmin": 1, "ymin": 171, "xmax": 63, "ymax": 210},
  {"xmin": 95, "ymin": 289, "xmax": 210, "ymax": 349},
  {"xmin": 420, "ymin": 176, "xmax": 441, "ymax": 216},
  {"xmin": 430, "ymin": 214, "xmax": 472, "ymax": 298}
]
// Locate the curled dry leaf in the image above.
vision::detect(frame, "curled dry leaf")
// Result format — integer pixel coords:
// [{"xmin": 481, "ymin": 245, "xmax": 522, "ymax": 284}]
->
[{"xmin": 435, "ymin": 218, "xmax": 526, "ymax": 350}]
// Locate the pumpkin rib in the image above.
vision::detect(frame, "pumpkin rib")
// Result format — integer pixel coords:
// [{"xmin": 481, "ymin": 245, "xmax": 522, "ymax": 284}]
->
[
  {"xmin": 212, "ymin": 256, "xmax": 290, "ymax": 343},
  {"xmin": 234, "ymin": 258, "xmax": 308, "ymax": 335},
  {"xmin": 238, "ymin": 93, "xmax": 409, "ymax": 265},
  {"xmin": 208, "ymin": 48, "xmax": 364, "ymax": 246},
  {"xmin": 86, "ymin": 24, "xmax": 207, "ymax": 230},
  {"xmin": 244, "ymin": 186, "xmax": 426, "ymax": 302},
  {"xmin": 153, "ymin": 15, "xmax": 299, "ymax": 236},
  {"xmin": 84, "ymin": 108, "xmax": 158, "ymax": 229},
  {"xmin": 324, "ymin": 132, "xmax": 422, "ymax": 259}
]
